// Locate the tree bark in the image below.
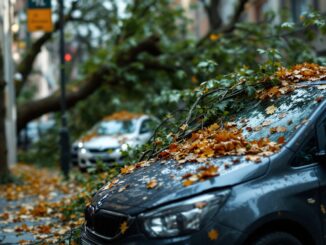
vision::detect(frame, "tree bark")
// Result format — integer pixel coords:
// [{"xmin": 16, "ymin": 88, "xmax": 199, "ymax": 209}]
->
[
  {"xmin": 0, "ymin": 46, "xmax": 10, "ymax": 181},
  {"xmin": 201, "ymin": 0, "xmax": 222, "ymax": 30}
]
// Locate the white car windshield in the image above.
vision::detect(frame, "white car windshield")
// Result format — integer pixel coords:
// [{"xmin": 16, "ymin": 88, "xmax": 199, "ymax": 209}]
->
[{"xmin": 96, "ymin": 120, "xmax": 137, "ymax": 136}]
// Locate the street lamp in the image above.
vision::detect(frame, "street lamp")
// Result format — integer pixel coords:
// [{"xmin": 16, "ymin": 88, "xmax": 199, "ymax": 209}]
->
[{"xmin": 58, "ymin": 0, "xmax": 70, "ymax": 178}]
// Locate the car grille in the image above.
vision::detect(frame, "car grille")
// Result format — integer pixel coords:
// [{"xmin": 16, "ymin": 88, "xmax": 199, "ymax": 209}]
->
[
  {"xmin": 96, "ymin": 211, "xmax": 125, "ymax": 237},
  {"xmin": 86, "ymin": 209, "xmax": 134, "ymax": 239},
  {"xmin": 87, "ymin": 147, "xmax": 117, "ymax": 153},
  {"xmin": 89, "ymin": 158, "xmax": 116, "ymax": 164}
]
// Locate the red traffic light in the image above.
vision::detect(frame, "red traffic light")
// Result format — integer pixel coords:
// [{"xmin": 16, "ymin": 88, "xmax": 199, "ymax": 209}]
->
[{"xmin": 64, "ymin": 53, "xmax": 72, "ymax": 62}]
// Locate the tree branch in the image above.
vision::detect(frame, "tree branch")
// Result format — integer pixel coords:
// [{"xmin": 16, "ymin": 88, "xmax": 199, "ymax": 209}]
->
[
  {"xmin": 17, "ymin": 36, "xmax": 161, "ymax": 131},
  {"xmin": 17, "ymin": 66, "xmax": 111, "ymax": 131},
  {"xmin": 197, "ymin": 0, "xmax": 249, "ymax": 47},
  {"xmin": 220, "ymin": 0, "xmax": 249, "ymax": 33}
]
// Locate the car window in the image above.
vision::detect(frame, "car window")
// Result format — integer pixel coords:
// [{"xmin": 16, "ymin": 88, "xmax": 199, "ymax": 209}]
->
[
  {"xmin": 233, "ymin": 87, "xmax": 326, "ymax": 143},
  {"xmin": 140, "ymin": 119, "xmax": 154, "ymax": 134},
  {"xmin": 96, "ymin": 120, "xmax": 137, "ymax": 135},
  {"xmin": 291, "ymin": 134, "xmax": 318, "ymax": 167}
]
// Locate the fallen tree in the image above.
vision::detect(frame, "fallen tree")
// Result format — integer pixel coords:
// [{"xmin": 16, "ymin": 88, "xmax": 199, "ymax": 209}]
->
[{"xmin": 17, "ymin": 35, "xmax": 161, "ymax": 131}]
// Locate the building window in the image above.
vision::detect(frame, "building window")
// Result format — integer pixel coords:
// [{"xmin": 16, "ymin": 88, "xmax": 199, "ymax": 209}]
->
[{"xmin": 291, "ymin": 0, "xmax": 308, "ymax": 23}]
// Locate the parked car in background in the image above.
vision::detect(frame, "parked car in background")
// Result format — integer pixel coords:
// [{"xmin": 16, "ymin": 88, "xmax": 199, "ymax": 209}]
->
[
  {"xmin": 18, "ymin": 119, "xmax": 55, "ymax": 149},
  {"xmin": 82, "ymin": 82, "xmax": 326, "ymax": 245},
  {"xmin": 71, "ymin": 111, "xmax": 157, "ymax": 171}
]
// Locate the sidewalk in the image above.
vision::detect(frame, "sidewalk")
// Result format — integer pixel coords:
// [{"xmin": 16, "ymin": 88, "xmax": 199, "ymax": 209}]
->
[{"xmin": 0, "ymin": 164, "xmax": 84, "ymax": 244}]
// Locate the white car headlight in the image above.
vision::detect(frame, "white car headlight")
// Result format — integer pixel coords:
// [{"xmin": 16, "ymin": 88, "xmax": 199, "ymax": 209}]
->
[
  {"xmin": 78, "ymin": 142, "xmax": 84, "ymax": 148},
  {"xmin": 139, "ymin": 190, "xmax": 230, "ymax": 238},
  {"xmin": 120, "ymin": 143, "xmax": 129, "ymax": 151},
  {"xmin": 80, "ymin": 148, "xmax": 87, "ymax": 154}
]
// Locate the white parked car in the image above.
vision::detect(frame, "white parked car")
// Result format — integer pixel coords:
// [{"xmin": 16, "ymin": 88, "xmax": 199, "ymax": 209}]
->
[{"xmin": 72, "ymin": 113, "xmax": 157, "ymax": 171}]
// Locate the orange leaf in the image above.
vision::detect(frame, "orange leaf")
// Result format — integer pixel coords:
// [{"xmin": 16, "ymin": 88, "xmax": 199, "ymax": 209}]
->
[
  {"xmin": 37, "ymin": 224, "xmax": 51, "ymax": 234},
  {"xmin": 209, "ymin": 33, "xmax": 220, "ymax": 41},
  {"xmin": 169, "ymin": 143, "xmax": 178, "ymax": 152},
  {"xmin": 277, "ymin": 136, "xmax": 285, "ymax": 144},
  {"xmin": 120, "ymin": 165, "xmax": 135, "ymax": 175},
  {"xmin": 147, "ymin": 179, "xmax": 158, "ymax": 189},
  {"xmin": 183, "ymin": 179, "xmax": 194, "ymax": 187},
  {"xmin": 120, "ymin": 221, "xmax": 128, "ymax": 234},
  {"xmin": 208, "ymin": 229, "xmax": 219, "ymax": 240}
]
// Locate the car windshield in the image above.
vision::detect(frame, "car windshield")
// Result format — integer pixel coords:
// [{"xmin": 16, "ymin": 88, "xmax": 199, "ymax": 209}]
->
[
  {"xmin": 95, "ymin": 120, "xmax": 137, "ymax": 136},
  {"xmin": 232, "ymin": 86, "xmax": 326, "ymax": 142}
]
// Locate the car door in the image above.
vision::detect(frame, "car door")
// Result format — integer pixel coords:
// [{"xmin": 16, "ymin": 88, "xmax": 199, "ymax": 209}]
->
[
  {"xmin": 313, "ymin": 113, "xmax": 326, "ymax": 243},
  {"xmin": 285, "ymin": 119, "xmax": 326, "ymax": 245}
]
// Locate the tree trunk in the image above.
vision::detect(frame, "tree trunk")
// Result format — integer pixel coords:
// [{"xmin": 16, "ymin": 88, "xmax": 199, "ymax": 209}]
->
[
  {"xmin": 0, "ymin": 46, "xmax": 10, "ymax": 182},
  {"xmin": 201, "ymin": 0, "xmax": 222, "ymax": 31},
  {"xmin": 207, "ymin": 0, "xmax": 222, "ymax": 30}
]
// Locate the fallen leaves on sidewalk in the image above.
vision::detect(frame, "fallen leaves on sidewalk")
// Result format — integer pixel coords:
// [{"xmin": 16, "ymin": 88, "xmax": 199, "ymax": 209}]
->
[{"xmin": 0, "ymin": 164, "xmax": 87, "ymax": 244}]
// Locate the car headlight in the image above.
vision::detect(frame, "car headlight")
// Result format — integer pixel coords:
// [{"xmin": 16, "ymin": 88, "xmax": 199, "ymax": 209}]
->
[
  {"xmin": 120, "ymin": 143, "xmax": 129, "ymax": 151},
  {"xmin": 78, "ymin": 142, "xmax": 84, "ymax": 148},
  {"xmin": 139, "ymin": 190, "xmax": 230, "ymax": 238}
]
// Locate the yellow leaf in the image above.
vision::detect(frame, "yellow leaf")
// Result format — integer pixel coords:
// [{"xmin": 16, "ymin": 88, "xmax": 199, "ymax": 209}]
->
[
  {"xmin": 120, "ymin": 221, "xmax": 128, "ymax": 234},
  {"xmin": 147, "ymin": 179, "xmax": 158, "ymax": 189},
  {"xmin": 180, "ymin": 124, "xmax": 188, "ymax": 131},
  {"xmin": 266, "ymin": 105, "xmax": 277, "ymax": 115},
  {"xmin": 209, "ymin": 33, "xmax": 220, "ymax": 41}
]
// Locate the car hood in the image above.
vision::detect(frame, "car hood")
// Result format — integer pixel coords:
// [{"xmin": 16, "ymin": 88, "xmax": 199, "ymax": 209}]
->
[
  {"xmin": 83, "ymin": 134, "xmax": 134, "ymax": 149},
  {"xmin": 91, "ymin": 156, "xmax": 270, "ymax": 215}
]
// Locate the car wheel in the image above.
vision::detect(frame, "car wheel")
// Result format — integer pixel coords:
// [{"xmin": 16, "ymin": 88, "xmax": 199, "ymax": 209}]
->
[
  {"xmin": 251, "ymin": 231, "xmax": 302, "ymax": 245},
  {"xmin": 79, "ymin": 167, "xmax": 87, "ymax": 173}
]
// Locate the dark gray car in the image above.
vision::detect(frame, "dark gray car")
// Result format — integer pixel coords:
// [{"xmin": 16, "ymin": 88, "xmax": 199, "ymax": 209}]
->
[{"xmin": 82, "ymin": 83, "xmax": 326, "ymax": 245}]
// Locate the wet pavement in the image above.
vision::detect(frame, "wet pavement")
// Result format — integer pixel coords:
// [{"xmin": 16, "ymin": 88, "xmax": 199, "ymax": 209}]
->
[
  {"xmin": 0, "ymin": 164, "xmax": 85, "ymax": 245},
  {"xmin": 0, "ymin": 194, "xmax": 66, "ymax": 244}
]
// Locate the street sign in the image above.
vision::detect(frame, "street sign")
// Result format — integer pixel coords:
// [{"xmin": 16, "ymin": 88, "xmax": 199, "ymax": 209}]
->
[{"xmin": 27, "ymin": 0, "xmax": 53, "ymax": 32}]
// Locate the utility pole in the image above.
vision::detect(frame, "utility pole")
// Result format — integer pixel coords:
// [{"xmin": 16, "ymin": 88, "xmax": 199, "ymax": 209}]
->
[
  {"xmin": 1, "ymin": 0, "xmax": 17, "ymax": 168},
  {"xmin": 58, "ymin": 0, "xmax": 70, "ymax": 178}
]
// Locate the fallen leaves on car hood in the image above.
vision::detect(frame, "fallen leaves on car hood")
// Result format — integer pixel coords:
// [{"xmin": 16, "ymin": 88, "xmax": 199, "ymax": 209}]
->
[{"xmin": 102, "ymin": 110, "xmax": 143, "ymax": 121}]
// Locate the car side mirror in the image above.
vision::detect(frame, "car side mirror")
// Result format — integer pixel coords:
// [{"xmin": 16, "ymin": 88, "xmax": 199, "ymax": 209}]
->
[{"xmin": 315, "ymin": 151, "xmax": 326, "ymax": 163}]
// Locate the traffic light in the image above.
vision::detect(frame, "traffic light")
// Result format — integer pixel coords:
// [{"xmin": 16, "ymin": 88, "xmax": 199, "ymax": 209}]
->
[{"xmin": 64, "ymin": 53, "xmax": 72, "ymax": 62}]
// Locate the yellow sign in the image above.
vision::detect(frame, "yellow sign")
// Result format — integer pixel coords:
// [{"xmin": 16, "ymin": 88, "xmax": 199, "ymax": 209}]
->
[{"xmin": 27, "ymin": 9, "xmax": 53, "ymax": 32}]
